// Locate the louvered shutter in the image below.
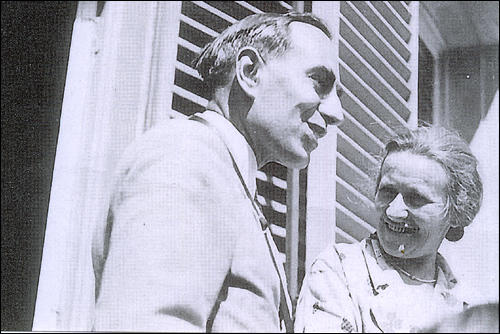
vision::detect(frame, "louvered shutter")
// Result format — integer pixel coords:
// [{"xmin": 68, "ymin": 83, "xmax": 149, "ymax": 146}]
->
[{"xmin": 335, "ymin": 1, "xmax": 419, "ymax": 243}]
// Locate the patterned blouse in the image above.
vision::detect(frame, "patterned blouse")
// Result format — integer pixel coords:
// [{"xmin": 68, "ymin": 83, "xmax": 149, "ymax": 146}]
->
[{"xmin": 294, "ymin": 235, "xmax": 470, "ymax": 333}]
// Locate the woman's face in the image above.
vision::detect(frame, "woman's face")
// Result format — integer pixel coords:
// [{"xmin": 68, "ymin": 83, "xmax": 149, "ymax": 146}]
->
[{"xmin": 375, "ymin": 151, "xmax": 450, "ymax": 259}]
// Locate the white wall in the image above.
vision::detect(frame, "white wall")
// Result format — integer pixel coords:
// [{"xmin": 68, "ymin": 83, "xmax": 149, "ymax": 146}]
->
[{"xmin": 440, "ymin": 91, "xmax": 499, "ymax": 305}]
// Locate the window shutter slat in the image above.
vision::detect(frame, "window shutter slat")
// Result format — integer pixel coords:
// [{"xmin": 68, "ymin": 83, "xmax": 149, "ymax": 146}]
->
[
  {"xmin": 388, "ymin": 1, "xmax": 411, "ymax": 24},
  {"xmin": 336, "ymin": 154, "xmax": 374, "ymax": 200},
  {"xmin": 340, "ymin": 114, "xmax": 384, "ymax": 158},
  {"xmin": 337, "ymin": 131, "xmax": 377, "ymax": 177},
  {"xmin": 335, "ymin": 1, "xmax": 417, "ymax": 243},
  {"xmin": 351, "ymin": 1, "xmax": 410, "ymax": 61},
  {"xmin": 340, "ymin": 41, "xmax": 412, "ymax": 118},
  {"xmin": 336, "ymin": 179, "xmax": 378, "ymax": 227},
  {"xmin": 370, "ymin": 1, "xmax": 411, "ymax": 42},
  {"xmin": 341, "ymin": 2, "xmax": 411, "ymax": 80},
  {"xmin": 340, "ymin": 20, "xmax": 410, "ymax": 100},
  {"xmin": 336, "ymin": 205, "xmax": 376, "ymax": 240},
  {"xmin": 340, "ymin": 64, "xmax": 408, "ymax": 127},
  {"xmin": 341, "ymin": 90, "xmax": 396, "ymax": 142}
]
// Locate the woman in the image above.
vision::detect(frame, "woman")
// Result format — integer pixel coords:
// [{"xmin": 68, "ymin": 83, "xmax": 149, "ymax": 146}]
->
[{"xmin": 295, "ymin": 126, "xmax": 483, "ymax": 333}]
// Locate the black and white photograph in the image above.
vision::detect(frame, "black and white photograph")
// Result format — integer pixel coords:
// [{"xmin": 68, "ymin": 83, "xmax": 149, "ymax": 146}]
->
[{"xmin": 2, "ymin": 1, "xmax": 499, "ymax": 332}]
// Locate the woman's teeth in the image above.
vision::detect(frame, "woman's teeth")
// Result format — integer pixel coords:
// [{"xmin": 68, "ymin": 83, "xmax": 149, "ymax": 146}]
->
[{"xmin": 385, "ymin": 220, "xmax": 418, "ymax": 233}]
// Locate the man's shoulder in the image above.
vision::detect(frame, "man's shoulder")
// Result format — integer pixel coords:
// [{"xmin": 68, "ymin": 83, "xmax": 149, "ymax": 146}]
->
[
  {"xmin": 111, "ymin": 115, "xmax": 236, "ymax": 190},
  {"xmin": 126, "ymin": 116, "xmax": 229, "ymax": 161},
  {"xmin": 144, "ymin": 116, "xmax": 222, "ymax": 145}
]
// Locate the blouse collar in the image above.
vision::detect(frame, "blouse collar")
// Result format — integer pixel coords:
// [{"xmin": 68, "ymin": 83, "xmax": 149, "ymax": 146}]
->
[{"xmin": 366, "ymin": 233, "xmax": 459, "ymax": 290}]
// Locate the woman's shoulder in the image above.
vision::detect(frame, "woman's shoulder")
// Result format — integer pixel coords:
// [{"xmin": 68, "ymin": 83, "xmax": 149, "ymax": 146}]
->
[{"xmin": 312, "ymin": 239, "xmax": 370, "ymax": 270}]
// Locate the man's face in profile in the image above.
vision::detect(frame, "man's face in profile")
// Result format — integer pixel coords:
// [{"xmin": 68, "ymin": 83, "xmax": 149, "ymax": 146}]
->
[{"xmin": 246, "ymin": 21, "xmax": 344, "ymax": 169}]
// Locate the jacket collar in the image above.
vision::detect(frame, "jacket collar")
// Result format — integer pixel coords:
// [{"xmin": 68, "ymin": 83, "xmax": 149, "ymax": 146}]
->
[{"xmin": 195, "ymin": 110, "xmax": 258, "ymax": 197}]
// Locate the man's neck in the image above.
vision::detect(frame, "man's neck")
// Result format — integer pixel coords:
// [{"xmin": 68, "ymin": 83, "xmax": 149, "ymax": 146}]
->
[
  {"xmin": 206, "ymin": 99, "xmax": 226, "ymax": 116},
  {"xmin": 207, "ymin": 91, "xmax": 267, "ymax": 168},
  {"xmin": 208, "ymin": 85, "xmax": 233, "ymax": 118}
]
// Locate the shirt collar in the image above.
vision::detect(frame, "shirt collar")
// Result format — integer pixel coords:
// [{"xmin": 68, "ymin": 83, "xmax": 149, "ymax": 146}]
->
[
  {"xmin": 366, "ymin": 234, "xmax": 459, "ymax": 290},
  {"xmin": 195, "ymin": 110, "xmax": 258, "ymax": 197}
]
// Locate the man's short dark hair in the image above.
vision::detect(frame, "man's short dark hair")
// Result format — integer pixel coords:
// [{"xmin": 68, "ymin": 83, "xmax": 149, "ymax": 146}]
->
[{"xmin": 194, "ymin": 12, "xmax": 333, "ymax": 92}]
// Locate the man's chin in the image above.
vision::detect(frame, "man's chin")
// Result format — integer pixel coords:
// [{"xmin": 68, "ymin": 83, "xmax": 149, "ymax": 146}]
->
[{"xmin": 282, "ymin": 153, "xmax": 310, "ymax": 169}]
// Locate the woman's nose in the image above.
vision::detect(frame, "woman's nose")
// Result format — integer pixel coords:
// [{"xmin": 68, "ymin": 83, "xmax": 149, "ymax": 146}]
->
[{"xmin": 386, "ymin": 193, "xmax": 408, "ymax": 220}]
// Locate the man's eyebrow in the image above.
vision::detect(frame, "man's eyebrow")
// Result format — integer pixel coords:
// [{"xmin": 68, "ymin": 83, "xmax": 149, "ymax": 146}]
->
[{"xmin": 307, "ymin": 66, "xmax": 336, "ymax": 82}]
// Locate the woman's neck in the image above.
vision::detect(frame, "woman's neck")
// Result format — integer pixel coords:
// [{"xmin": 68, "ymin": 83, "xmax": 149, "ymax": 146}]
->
[{"xmin": 385, "ymin": 252, "xmax": 438, "ymax": 285}]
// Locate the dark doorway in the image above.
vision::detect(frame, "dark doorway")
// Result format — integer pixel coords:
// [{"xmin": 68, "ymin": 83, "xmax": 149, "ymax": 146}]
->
[{"xmin": 1, "ymin": 1, "xmax": 77, "ymax": 330}]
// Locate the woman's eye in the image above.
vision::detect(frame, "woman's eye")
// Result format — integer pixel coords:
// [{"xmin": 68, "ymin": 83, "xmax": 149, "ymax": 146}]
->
[
  {"xmin": 404, "ymin": 193, "xmax": 430, "ymax": 208},
  {"xmin": 376, "ymin": 186, "xmax": 397, "ymax": 202}
]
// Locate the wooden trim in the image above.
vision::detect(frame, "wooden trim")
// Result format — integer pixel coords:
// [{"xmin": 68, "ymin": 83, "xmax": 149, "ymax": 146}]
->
[
  {"xmin": 135, "ymin": 2, "xmax": 159, "ymax": 136},
  {"xmin": 147, "ymin": 1, "xmax": 183, "ymax": 125},
  {"xmin": 176, "ymin": 60, "xmax": 201, "ymax": 79},
  {"xmin": 306, "ymin": 0, "xmax": 340, "ymax": 273},
  {"xmin": 406, "ymin": 1, "xmax": 419, "ymax": 128},
  {"xmin": 355, "ymin": 1, "xmax": 411, "ymax": 60},
  {"xmin": 33, "ymin": 9, "xmax": 99, "ymax": 330},
  {"xmin": 418, "ymin": 2, "xmax": 446, "ymax": 59},
  {"xmin": 286, "ymin": 169, "xmax": 300, "ymax": 302},
  {"xmin": 337, "ymin": 203, "xmax": 375, "ymax": 239},
  {"xmin": 284, "ymin": 0, "xmax": 306, "ymax": 309}
]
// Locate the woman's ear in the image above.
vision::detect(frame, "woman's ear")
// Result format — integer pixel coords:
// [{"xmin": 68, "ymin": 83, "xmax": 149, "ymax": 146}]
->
[{"xmin": 235, "ymin": 46, "xmax": 265, "ymax": 98}]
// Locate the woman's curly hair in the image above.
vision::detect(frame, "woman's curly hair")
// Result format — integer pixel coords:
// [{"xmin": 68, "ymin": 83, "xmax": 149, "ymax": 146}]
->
[{"xmin": 376, "ymin": 125, "xmax": 483, "ymax": 231}]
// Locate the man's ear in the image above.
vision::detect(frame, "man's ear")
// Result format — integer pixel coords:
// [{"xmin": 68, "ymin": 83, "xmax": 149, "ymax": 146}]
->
[{"xmin": 235, "ymin": 46, "xmax": 264, "ymax": 98}]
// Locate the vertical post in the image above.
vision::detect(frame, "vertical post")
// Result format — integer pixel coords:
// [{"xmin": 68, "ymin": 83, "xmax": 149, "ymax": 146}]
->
[
  {"xmin": 146, "ymin": 1, "xmax": 183, "ymax": 127},
  {"xmin": 32, "ymin": 2, "xmax": 98, "ymax": 330},
  {"xmin": 33, "ymin": 1, "xmax": 184, "ymax": 330},
  {"xmin": 419, "ymin": 2, "xmax": 446, "ymax": 126},
  {"xmin": 406, "ymin": 1, "xmax": 420, "ymax": 129},
  {"xmin": 285, "ymin": 168, "xmax": 300, "ymax": 306},
  {"xmin": 305, "ymin": 1, "xmax": 340, "ymax": 271},
  {"xmin": 285, "ymin": 0, "xmax": 305, "ymax": 309},
  {"xmin": 292, "ymin": 1, "xmax": 304, "ymax": 12}
]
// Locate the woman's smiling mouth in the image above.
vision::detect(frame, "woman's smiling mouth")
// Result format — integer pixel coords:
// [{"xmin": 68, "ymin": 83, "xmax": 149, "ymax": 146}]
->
[{"xmin": 384, "ymin": 218, "xmax": 419, "ymax": 234}]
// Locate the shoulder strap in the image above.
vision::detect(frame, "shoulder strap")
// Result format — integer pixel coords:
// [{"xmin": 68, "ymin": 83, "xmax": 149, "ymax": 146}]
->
[{"xmin": 190, "ymin": 114, "xmax": 294, "ymax": 332}]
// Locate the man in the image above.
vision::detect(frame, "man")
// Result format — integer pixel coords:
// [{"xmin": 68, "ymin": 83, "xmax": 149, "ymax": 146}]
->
[{"xmin": 92, "ymin": 12, "xmax": 343, "ymax": 332}]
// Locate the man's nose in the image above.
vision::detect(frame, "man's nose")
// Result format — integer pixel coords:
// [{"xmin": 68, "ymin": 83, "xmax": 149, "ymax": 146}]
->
[
  {"xmin": 318, "ymin": 88, "xmax": 344, "ymax": 127},
  {"xmin": 386, "ymin": 193, "xmax": 408, "ymax": 221}
]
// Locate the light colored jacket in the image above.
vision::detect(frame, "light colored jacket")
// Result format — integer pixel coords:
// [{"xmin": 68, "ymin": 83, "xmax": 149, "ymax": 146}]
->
[{"xmin": 93, "ymin": 114, "xmax": 282, "ymax": 332}]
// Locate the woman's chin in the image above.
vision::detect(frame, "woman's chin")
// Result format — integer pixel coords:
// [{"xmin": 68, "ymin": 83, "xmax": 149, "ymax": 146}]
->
[{"xmin": 378, "ymin": 234, "xmax": 411, "ymax": 258}]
